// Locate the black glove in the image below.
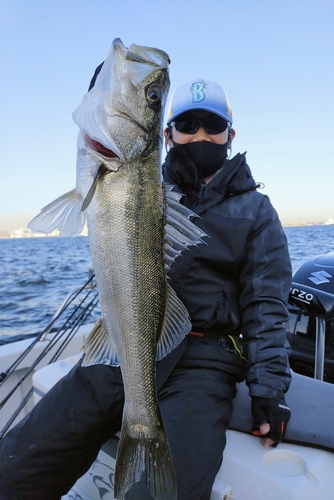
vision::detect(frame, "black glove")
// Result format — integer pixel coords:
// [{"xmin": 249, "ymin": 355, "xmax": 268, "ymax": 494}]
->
[{"xmin": 251, "ymin": 397, "xmax": 291, "ymax": 444}]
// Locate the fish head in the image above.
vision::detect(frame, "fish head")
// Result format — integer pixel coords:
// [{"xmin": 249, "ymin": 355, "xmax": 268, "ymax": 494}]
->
[{"xmin": 72, "ymin": 38, "xmax": 170, "ymax": 166}]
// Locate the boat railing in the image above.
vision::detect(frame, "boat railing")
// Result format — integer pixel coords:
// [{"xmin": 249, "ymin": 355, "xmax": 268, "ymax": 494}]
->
[{"xmin": 0, "ymin": 271, "xmax": 99, "ymax": 439}]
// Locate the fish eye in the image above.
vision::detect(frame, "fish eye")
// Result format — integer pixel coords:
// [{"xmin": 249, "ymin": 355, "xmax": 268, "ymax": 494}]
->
[{"xmin": 146, "ymin": 85, "xmax": 162, "ymax": 110}]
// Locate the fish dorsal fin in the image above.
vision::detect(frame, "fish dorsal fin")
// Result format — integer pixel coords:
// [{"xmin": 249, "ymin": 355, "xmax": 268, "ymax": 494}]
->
[
  {"xmin": 156, "ymin": 283, "xmax": 191, "ymax": 361},
  {"xmin": 164, "ymin": 183, "xmax": 208, "ymax": 271},
  {"xmin": 82, "ymin": 319, "xmax": 120, "ymax": 367},
  {"xmin": 28, "ymin": 189, "xmax": 86, "ymax": 237},
  {"xmin": 154, "ymin": 183, "xmax": 208, "ymax": 359}
]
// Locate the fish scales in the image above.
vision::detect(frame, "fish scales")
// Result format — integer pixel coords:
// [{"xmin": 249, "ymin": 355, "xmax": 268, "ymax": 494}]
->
[
  {"xmin": 89, "ymin": 162, "xmax": 174, "ymax": 500},
  {"xmin": 28, "ymin": 38, "xmax": 207, "ymax": 500},
  {"xmin": 89, "ymin": 166, "xmax": 165, "ymax": 426}
]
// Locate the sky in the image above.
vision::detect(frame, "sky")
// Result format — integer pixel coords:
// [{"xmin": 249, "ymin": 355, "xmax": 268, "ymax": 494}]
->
[{"xmin": 0, "ymin": 0, "xmax": 333, "ymax": 231}]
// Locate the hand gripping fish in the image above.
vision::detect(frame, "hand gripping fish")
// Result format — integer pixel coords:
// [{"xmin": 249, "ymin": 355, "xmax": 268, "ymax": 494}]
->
[{"xmin": 29, "ymin": 39, "xmax": 207, "ymax": 499}]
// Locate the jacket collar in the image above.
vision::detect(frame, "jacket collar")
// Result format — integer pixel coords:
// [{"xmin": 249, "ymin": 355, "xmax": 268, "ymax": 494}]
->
[{"xmin": 163, "ymin": 144, "xmax": 258, "ymax": 207}]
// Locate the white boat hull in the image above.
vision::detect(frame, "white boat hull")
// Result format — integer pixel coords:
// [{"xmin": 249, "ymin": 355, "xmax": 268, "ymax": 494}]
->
[
  {"xmin": 0, "ymin": 325, "xmax": 94, "ymax": 434},
  {"xmin": 29, "ymin": 353, "xmax": 334, "ymax": 500},
  {"xmin": 61, "ymin": 430, "xmax": 334, "ymax": 500}
]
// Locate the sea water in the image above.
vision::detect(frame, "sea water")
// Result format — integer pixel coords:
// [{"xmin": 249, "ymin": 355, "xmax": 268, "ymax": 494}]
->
[
  {"xmin": 0, "ymin": 236, "xmax": 92, "ymax": 344},
  {"xmin": 1, "ymin": 225, "xmax": 334, "ymax": 344}
]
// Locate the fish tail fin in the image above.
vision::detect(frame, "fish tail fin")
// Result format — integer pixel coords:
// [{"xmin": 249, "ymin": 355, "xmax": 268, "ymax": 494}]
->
[
  {"xmin": 114, "ymin": 425, "xmax": 177, "ymax": 500},
  {"xmin": 28, "ymin": 189, "xmax": 86, "ymax": 236}
]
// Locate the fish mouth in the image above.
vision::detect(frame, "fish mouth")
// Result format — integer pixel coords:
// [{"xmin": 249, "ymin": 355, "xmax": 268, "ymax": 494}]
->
[{"xmin": 85, "ymin": 134, "xmax": 119, "ymax": 158}]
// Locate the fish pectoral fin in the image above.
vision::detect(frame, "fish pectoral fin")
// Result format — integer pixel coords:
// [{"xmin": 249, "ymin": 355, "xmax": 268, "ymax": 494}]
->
[
  {"xmin": 28, "ymin": 189, "xmax": 86, "ymax": 236},
  {"xmin": 81, "ymin": 318, "xmax": 120, "ymax": 367},
  {"xmin": 81, "ymin": 163, "xmax": 110, "ymax": 212},
  {"xmin": 156, "ymin": 284, "xmax": 191, "ymax": 361}
]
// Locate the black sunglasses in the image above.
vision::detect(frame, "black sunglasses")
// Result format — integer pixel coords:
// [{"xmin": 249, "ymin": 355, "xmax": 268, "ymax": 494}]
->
[{"xmin": 171, "ymin": 116, "xmax": 228, "ymax": 135}]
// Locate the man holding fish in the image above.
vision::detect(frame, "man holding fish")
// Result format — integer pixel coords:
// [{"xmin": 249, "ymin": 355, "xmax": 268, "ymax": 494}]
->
[{"xmin": 0, "ymin": 40, "xmax": 291, "ymax": 500}]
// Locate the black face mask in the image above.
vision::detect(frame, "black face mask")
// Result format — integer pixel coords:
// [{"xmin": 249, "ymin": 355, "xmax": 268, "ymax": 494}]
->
[{"xmin": 173, "ymin": 140, "xmax": 229, "ymax": 178}]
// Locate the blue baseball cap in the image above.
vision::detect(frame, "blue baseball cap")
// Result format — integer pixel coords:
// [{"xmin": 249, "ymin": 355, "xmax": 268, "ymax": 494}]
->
[{"xmin": 166, "ymin": 78, "xmax": 233, "ymax": 125}]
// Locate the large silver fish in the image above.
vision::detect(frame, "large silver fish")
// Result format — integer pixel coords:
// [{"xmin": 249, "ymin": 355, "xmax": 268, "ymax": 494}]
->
[{"xmin": 29, "ymin": 39, "xmax": 206, "ymax": 499}]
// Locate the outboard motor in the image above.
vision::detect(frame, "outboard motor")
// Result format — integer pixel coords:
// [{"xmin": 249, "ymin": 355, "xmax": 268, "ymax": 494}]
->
[{"xmin": 287, "ymin": 252, "xmax": 334, "ymax": 382}]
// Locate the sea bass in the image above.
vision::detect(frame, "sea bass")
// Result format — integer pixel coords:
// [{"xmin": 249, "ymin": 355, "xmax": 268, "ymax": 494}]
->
[{"xmin": 29, "ymin": 39, "xmax": 206, "ymax": 499}]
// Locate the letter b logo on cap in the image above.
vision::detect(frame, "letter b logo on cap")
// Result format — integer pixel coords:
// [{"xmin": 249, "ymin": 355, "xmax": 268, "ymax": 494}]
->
[{"xmin": 191, "ymin": 81, "xmax": 206, "ymax": 103}]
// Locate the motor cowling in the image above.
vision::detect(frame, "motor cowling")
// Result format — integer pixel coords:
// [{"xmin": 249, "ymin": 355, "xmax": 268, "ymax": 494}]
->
[
  {"xmin": 289, "ymin": 252, "xmax": 334, "ymax": 320},
  {"xmin": 287, "ymin": 252, "xmax": 334, "ymax": 383}
]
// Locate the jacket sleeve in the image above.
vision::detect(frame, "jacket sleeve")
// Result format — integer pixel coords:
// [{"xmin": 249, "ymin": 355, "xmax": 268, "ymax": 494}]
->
[{"xmin": 239, "ymin": 194, "xmax": 292, "ymax": 399}]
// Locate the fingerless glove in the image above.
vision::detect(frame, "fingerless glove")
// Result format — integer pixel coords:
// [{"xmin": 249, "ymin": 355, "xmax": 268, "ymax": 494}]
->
[{"xmin": 251, "ymin": 397, "xmax": 291, "ymax": 443}]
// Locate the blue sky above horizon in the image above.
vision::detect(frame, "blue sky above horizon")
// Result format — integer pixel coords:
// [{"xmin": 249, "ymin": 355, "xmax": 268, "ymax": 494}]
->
[{"xmin": 1, "ymin": 0, "xmax": 333, "ymax": 231}]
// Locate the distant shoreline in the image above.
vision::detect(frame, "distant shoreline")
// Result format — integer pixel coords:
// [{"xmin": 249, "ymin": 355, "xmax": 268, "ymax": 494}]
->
[
  {"xmin": 0, "ymin": 233, "xmax": 88, "ymax": 240},
  {"xmin": 1, "ymin": 222, "xmax": 333, "ymax": 239}
]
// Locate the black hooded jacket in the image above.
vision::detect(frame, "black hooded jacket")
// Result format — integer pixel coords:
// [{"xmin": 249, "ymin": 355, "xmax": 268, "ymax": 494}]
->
[{"xmin": 163, "ymin": 144, "xmax": 292, "ymax": 399}]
